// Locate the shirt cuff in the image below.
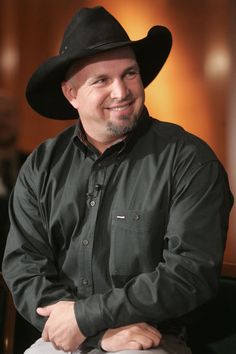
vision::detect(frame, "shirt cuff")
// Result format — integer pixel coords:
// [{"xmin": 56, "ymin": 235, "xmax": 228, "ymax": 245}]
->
[{"xmin": 74, "ymin": 295, "xmax": 107, "ymax": 337}]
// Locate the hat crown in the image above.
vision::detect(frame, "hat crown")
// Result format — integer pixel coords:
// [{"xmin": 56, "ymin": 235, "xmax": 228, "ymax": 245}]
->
[{"xmin": 59, "ymin": 6, "xmax": 130, "ymax": 56}]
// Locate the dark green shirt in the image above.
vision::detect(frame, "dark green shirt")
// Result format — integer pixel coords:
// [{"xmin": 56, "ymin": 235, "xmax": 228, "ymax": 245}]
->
[{"xmin": 2, "ymin": 108, "xmax": 233, "ymax": 345}]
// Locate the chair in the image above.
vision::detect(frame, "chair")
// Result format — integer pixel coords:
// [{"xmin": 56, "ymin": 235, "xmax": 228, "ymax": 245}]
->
[{"xmin": 0, "ymin": 272, "xmax": 16, "ymax": 354}]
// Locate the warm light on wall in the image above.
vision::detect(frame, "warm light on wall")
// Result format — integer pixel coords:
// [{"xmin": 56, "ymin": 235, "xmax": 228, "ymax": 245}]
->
[
  {"xmin": 0, "ymin": 44, "xmax": 19, "ymax": 73},
  {"xmin": 204, "ymin": 46, "xmax": 231, "ymax": 79}
]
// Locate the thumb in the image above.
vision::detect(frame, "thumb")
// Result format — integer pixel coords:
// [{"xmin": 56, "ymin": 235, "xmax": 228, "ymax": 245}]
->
[{"xmin": 36, "ymin": 305, "xmax": 52, "ymax": 317}]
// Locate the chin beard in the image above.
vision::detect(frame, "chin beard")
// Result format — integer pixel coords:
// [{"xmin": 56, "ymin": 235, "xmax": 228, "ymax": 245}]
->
[{"xmin": 106, "ymin": 114, "xmax": 139, "ymax": 137}]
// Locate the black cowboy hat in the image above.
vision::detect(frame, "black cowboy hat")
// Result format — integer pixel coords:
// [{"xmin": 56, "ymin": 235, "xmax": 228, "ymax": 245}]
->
[{"xmin": 26, "ymin": 6, "xmax": 172, "ymax": 119}]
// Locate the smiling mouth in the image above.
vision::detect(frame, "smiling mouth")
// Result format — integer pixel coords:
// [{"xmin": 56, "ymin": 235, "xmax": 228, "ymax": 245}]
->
[{"xmin": 106, "ymin": 102, "xmax": 133, "ymax": 111}]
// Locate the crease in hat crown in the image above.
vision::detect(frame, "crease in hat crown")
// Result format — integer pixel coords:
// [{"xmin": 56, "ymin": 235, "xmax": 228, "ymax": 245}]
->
[
  {"xmin": 26, "ymin": 6, "xmax": 172, "ymax": 120},
  {"xmin": 59, "ymin": 6, "xmax": 130, "ymax": 57}
]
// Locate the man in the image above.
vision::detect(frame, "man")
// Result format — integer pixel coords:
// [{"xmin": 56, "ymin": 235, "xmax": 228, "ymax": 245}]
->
[{"xmin": 2, "ymin": 6, "xmax": 233, "ymax": 354}]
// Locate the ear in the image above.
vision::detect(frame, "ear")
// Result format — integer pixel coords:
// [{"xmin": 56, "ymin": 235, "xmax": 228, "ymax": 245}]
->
[{"xmin": 61, "ymin": 81, "xmax": 78, "ymax": 109}]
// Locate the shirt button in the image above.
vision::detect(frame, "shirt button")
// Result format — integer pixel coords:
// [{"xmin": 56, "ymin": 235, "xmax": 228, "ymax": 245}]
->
[
  {"xmin": 82, "ymin": 279, "xmax": 88, "ymax": 286},
  {"xmin": 134, "ymin": 214, "xmax": 140, "ymax": 221},
  {"xmin": 90, "ymin": 200, "xmax": 96, "ymax": 207},
  {"xmin": 82, "ymin": 239, "xmax": 89, "ymax": 246}
]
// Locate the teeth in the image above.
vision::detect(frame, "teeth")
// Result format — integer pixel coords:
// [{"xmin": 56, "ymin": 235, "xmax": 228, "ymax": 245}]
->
[{"xmin": 109, "ymin": 105, "xmax": 130, "ymax": 111}]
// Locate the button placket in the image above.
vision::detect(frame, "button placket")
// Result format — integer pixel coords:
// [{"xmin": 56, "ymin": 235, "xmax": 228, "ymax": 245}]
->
[{"xmin": 79, "ymin": 162, "xmax": 105, "ymax": 296}]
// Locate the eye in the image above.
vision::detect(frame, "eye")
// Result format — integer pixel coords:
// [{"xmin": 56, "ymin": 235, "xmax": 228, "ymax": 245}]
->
[
  {"xmin": 92, "ymin": 77, "xmax": 107, "ymax": 86},
  {"xmin": 125, "ymin": 69, "xmax": 139, "ymax": 79}
]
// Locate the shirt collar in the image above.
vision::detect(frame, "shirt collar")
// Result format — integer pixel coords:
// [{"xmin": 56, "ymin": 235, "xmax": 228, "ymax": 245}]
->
[{"xmin": 72, "ymin": 106, "xmax": 151, "ymax": 159}]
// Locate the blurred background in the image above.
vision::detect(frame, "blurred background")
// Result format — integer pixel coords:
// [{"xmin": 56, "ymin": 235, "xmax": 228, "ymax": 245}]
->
[{"xmin": 0, "ymin": 0, "xmax": 235, "ymax": 275}]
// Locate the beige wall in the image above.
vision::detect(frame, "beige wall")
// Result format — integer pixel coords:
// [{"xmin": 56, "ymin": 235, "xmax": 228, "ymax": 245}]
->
[{"xmin": 0, "ymin": 0, "xmax": 235, "ymax": 274}]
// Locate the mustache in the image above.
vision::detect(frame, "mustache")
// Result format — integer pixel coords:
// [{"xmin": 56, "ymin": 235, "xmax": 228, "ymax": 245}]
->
[{"xmin": 106, "ymin": 94, "xmax": 134, "ymax": 104}]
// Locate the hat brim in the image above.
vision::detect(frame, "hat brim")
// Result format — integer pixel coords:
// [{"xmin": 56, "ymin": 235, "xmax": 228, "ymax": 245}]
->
[{"xmin": 26, "ymin": 26, "xmax": 172, "ymax": 119}]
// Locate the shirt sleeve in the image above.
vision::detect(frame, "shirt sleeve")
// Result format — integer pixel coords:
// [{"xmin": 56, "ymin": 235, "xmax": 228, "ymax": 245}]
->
[
  {"xmin": 74, "ymin": 159, "xmax": 233, "ymax": 337},
  {"xmin": 2, "ymin": 157, "xmax": 77, "ymax": 331}
]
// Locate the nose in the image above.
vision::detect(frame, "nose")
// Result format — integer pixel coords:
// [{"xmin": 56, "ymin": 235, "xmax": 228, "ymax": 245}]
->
[{"xmin": 110, "ymin": 79, "xmax": 129, "ymax": 100}]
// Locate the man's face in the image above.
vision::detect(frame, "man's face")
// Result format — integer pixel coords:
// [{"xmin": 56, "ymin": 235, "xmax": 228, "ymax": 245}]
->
[
  {"xmin": 63, "ymin": 47, "xmax": 145, "ymax": 141},
  {"xmin": 0, "ymin": 97, "xmax": 18, "ymax": 148}
]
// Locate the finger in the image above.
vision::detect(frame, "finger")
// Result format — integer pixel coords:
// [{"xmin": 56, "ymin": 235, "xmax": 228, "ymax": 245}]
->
[
  {"xmin": 51, "ymin": 341, "xmax": 63, "ymax": 351},
  {"xmin": 131, "ymin": 333, "xmax": 158, "ymax": 350},
  {"xmin": 127, "ymin": 340, "xmax": 144, "ymax": 350},
  {"xmin": 129, "ymin": 323, "xmax": 162, "ymax": 341},
  {"xmin": 123, "ymin": 323, "xmax": 161, "ymax": 347},
  {"xmin": 141, "ymin": 323, "xmax": 162, "ymax": 340},
  {"xmin": 41, "ymin": 328, "xmax": 49, "ymax": 342},
  {"xmin": 144, "ymin": 330, "xmax": 162, "ymax": 347},
  {"xmin": 135, "ymin": 325, "xmax": 162, "ymax": 347},
  {"xmin": 36, "ymin": 306, "xmax": 52, "ymax": 317},
  {"xmin": 141, "ymin": 323, "xmax": 162, "ymax": 335}
]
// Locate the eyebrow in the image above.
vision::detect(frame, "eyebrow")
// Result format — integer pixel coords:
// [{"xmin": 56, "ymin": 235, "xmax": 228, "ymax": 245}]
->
[
  {"xmin": 123, "ymin": 63, "xmax": 140, "ymax": 73},
  {"xmin": 88, "ymin": 63, "xmax": 140, "ymax": 82}
]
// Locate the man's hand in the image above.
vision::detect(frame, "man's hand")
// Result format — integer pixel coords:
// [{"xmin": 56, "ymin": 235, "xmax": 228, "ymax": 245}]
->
[
  {"xmin": 37, "ymin": 301, "xmax": 86, "ymax": 352},
  {"xmin": 101, "ymin": 322, "xmax": 162, "ymax": 352}
]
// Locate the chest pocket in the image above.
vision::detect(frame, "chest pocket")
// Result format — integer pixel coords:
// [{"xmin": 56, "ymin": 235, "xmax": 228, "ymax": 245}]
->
[{"xmin": 110, "ymin": 209, "xmax": 166, "ymax": 280}]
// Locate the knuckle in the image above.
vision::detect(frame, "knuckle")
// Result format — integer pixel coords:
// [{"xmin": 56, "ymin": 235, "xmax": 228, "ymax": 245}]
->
[
  {"xmin": 125, "ymin": 328, "xmax": 133, "ymax": 337},
  {"xmin": 143, "ymin": 338, "xmax": 153, "ymax": 349},
  {"xmin": 63, "ymin": 345, "xmax": 71, "ymax": 352},
  {"xmin": 122, "ymin": 330, "xmax": 130, "ymax": 339},
  {"xmin": 132, "ymin": 324, "xmax": 140, "ymax": 332},
  {"xmin": 155, "ymin": 335, "xmax": 162, "ymax": 344},
  {"xmin": 131, "ymin": 342, "xmax": 143, "ymax": 350},
  {"xmin": 139, "ymin": 322, "xmax": 147, "ymax": 328}
]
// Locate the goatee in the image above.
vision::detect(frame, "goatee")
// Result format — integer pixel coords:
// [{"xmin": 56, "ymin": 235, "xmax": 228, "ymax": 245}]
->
[{"xmin": 106, "ymin": 114, "xmax": 139, "ymax": 137}]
